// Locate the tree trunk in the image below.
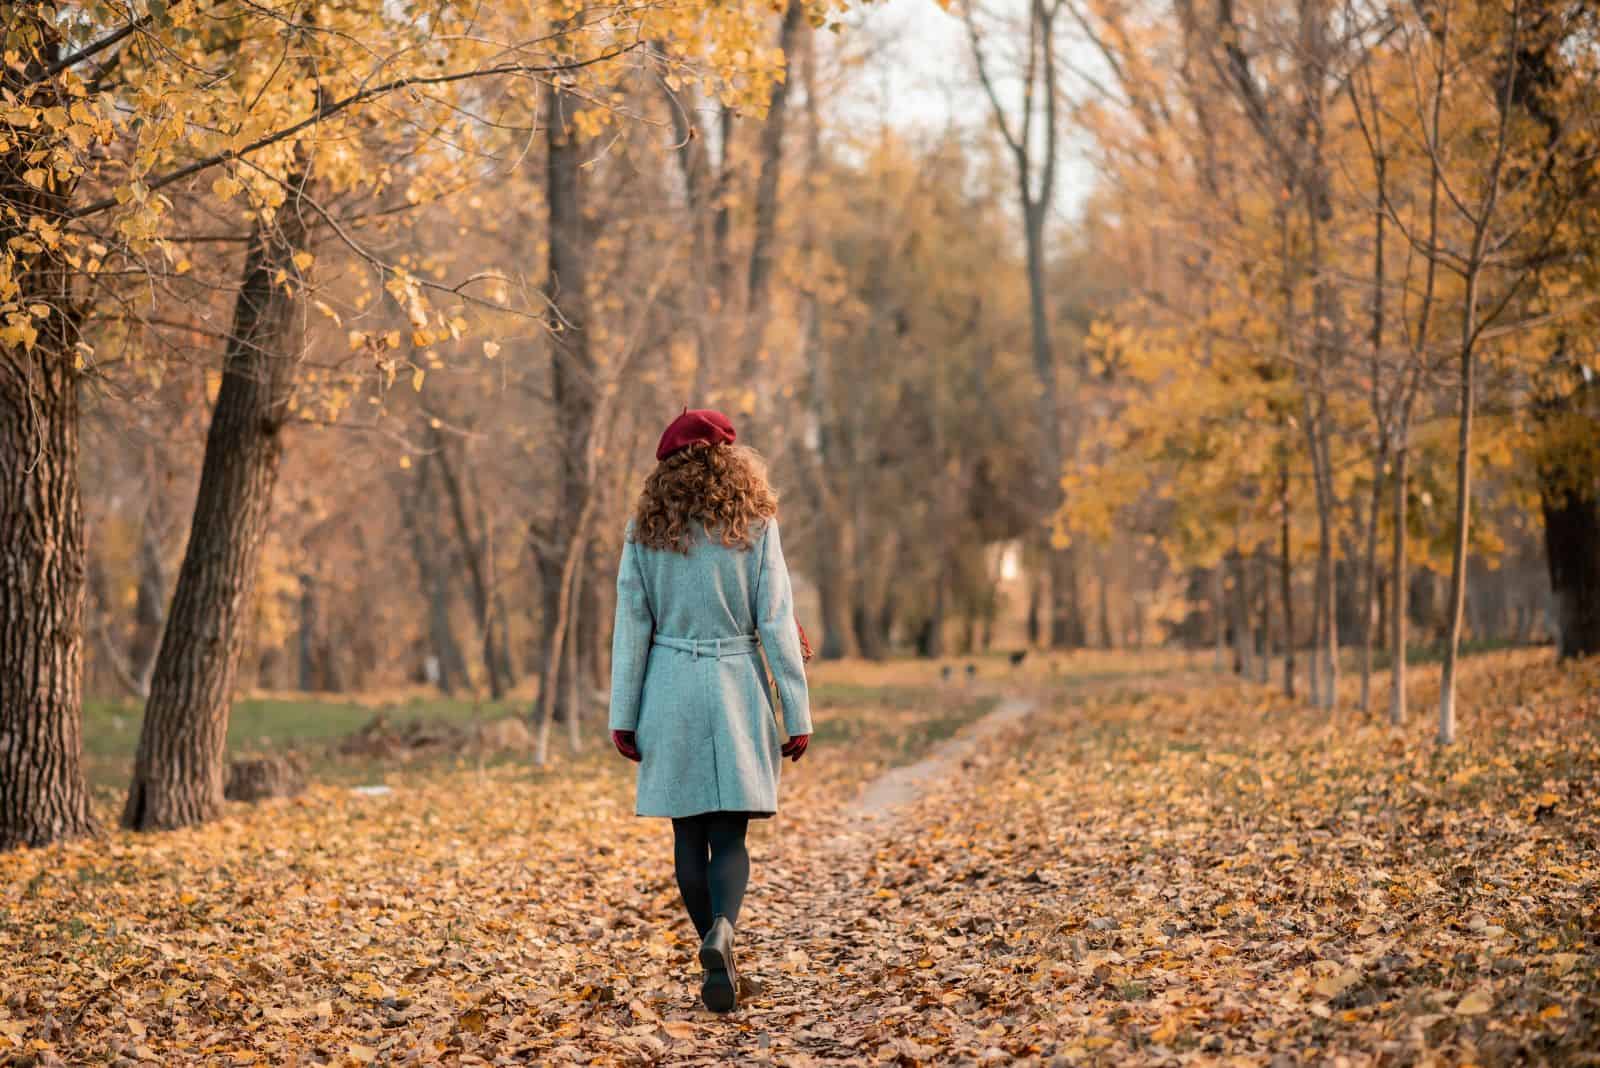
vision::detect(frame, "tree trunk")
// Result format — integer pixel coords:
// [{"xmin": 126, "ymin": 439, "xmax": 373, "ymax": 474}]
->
[
  {"xmin": 1536, "ymin": 376, "xmax": 1600, "ymax": 659},
  {"xmin": 564, "ymin": 561, "xmax": 585, "ymax": 754},
  {"xmin": 1376, "ymin": 569, "xmax": 1389, "ymax": 657},
  {"xmin": 1360, "ymin": 149, "xmax": 1389, "ymax": 714},
  {"xmin": 1388, "ymin": 396, "xmax": 1423, "ymax": 725},
  {"xmin": 1026, "ymin": 567, "xmax": 1043, "ymax": 647},
  {"xmin": 743, "ymin": 0, "xmax": 806, "ymax": 379},
  {"xmin": 432, "ymin": 432, "xmax": 507, "ymax": 699},
  {"xmin": 0, "ymin": 323, "xmax": 95, "ymax": 851},
  {"xmin": 1359, "ymin": 455, "xmax": 1384, "ymax": 714},
  {"xmin": 1256, "ymin": 550, "xmax": 1272, "ymax": 684},
  {"xmin": 127, "ymin": 511, "xmax": 169, "ymax": 692},
  {"xmin": 1307, "ymin": 401, "xmax": 1338, "ymax": 710},
  {"xmin": 919, "ymin": 563, "xmax": 947, "ymax": 658},
  {"xmin": 398, "ymin": 464, "xmax": 467, "ymax": 694},
  {"xmin": 1280, "ymin": 463, "xmax": 1296, "ymax": 698},
  {"xmin": 125, "ymin": 182, "xmax": 313, "ymax": 831},
  {"xmin": 1308, "ymin": 540, "xmax": 1323, "ymax": 704},
  {"xmin": 1027, "ymin": 203, "xmax": 1078, "ymax": 650},
  {"xmin": 1048, "ymin": 544, "xmax": 1085, "ymax": 648},
  {"xmin": 536, "ymin": 79, "xmax": 596, "ymax": 731},
  {"xmin": 297, "ymin": 572, "xmax": 319, "ymax": 691},
  {"xmin": 815, "ymin": 522, "xmax": 859, "ymax": 659},
  {"xmin": 1212, "ymin": 564, "xmax": 1227, "ymax": 670},
  {"xmin": 1228, "ymin": 551, "xmax": 1253, "ymax": 677},
  {"xmin": 0, "ymin": 31, "xmax": 97, "ymax": 851},
  {"xmin": 1438, "ymin": 310, "xmax": 1480, "ymax": 747},
  {"xmin": 1097, "ymin": 550, "xmax": 1114, "ymax": 649}
]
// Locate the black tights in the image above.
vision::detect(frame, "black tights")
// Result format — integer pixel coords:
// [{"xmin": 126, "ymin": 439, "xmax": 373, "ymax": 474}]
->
[{"xmin": 671, "ymin": 813, "xmax": 750, "ymax": 939}]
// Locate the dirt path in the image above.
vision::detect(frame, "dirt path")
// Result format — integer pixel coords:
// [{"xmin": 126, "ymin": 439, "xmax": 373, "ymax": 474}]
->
[
  {"xmin": 849, "ymin": 695, "xmax": 1036, "ymax": 819},
  {"xmin": 694, "ymin": 689, "xmax": 1049, "ymax": 1063}
]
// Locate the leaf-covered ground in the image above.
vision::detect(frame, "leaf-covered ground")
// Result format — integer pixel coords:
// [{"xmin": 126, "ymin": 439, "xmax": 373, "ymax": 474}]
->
[{"xmin": 3, "ymin": 651, "xmax": 1597, "ymax": 1066}]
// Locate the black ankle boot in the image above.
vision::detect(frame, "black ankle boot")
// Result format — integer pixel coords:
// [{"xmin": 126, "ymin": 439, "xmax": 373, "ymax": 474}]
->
[{"xmin": 698, "ymin": 915, "xmax": 737, "ymax": 1013}]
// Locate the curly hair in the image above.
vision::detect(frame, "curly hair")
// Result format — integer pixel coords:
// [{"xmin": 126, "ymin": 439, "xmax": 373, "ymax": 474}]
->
[{"xmin": 631, "ymin": 443, "xmax": 778, "ymax": 554}]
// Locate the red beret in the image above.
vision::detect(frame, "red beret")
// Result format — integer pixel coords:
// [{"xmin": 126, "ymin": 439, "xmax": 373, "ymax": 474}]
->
[{"xmin": 656, "ymin": 408, "xmax": 737, "ymax": 461}]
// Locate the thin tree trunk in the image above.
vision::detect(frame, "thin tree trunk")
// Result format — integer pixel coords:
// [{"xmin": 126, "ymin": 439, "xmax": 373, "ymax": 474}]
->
[
  {"xmin": 535, "ymin": 477, "xmax": 601, "ymax": 764},
  {"xmin": 565, "ymin": 560, "xmax": 585, "ymax": 753},
  {"xmin": 298, "ymin": 572, "xmax": 319, "ymax": 691},
  {"xmin": 398, "ymin": 464, "xmax": 467, "ymax": 694},
  {"xmin": 1280, "ymin": 463, "xmax": 1296, "ymax": 698},
  {"xmin": 1537, "ymin": 376, "xmax": 1600, "ymax": 659},
  {"xmin": 1213, "ymin": 565, "xmax": 1227, "ymax": 670},
  {"xmin": 743, "ymin": 0, "xmax": 806, "ymax": 371},
  {"xmin": 1308, "ymin": 536, "xmax": 1323, "ymax": 703},
  {"xmin": 1049, "ymin": 545, "xmax": 1085, "ymax": 648},
  {"xmin": 128, "ymin": 511, "xmax": 168, "ymax": 693},
  {"xmin": 1359, "ymin": 148, "xmax": 1388, "ymax": 715},
  {"xmin": 1359, "ymin": 450, "xmax": 1385, "ymax": 713},
  {"xmin": 1389, "ymin": 402, "xmax": 1413, "ymax": 725},
  {"xmin": 537, "ymin": 77, "xmax": 595, "ymax": 729},
  {"xmin": 1376, "ymin": 569, "xmax": 1389, "ymax": 657},
  {"xmin": 1438, "ymin": 296, "xmax": 1480, "ymax": 747},
  {"xmin": 1098, "ymin": 550, "xmax": 1114, "ymax": 649},
  {"xmin": 125, "ymin": 176, "xmax": 314, "ymax": 831},
  {"xmin": 1306, "ymin": 387, "xmax": 1338, "ymax": 712},
  {"xmin": 1257, "ymin": 549, "xmax": 1272, "ymax": 684},
  {"xmin": 1026, "ymin": 568, "xmax": 1043, "ymax": 648},
  {"xmin": 816, "ymin": 523, "xmax": 859, "ymax": 659},
  {"xmin": 432, "ymin": 433, "xmax": 506, "ymax": 699},
  {"xmin": 1229, "ymin": 550, "xmax": 1253, "ymax": 677}
]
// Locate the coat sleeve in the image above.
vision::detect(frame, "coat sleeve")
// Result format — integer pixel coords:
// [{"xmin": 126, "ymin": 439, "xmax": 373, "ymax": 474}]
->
[
  {"xmin": 607, "ymin": 536, "xmax": 654, "ymax": 732},
  {"xmin": 754, "ymin": 520, "xmax": 813, "ymax": 737}
]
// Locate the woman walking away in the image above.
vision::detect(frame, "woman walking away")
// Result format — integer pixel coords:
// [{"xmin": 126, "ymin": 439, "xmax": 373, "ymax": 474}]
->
[{"xmin": 607, "ymin": 408, "xmax": 812, "ymax": 1014}]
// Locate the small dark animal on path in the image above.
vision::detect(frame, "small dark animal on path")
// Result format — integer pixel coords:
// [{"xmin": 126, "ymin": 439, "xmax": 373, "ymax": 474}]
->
[
  {"xmin": 1009, "ymin": 650, "xmax": 1028, "ymax": 667},
  {"xmin": 965, "ymin": 663, "xmax": 977, "ymax": 679}
]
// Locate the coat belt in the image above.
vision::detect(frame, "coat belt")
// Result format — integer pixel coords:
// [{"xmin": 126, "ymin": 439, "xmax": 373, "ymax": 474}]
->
[{"xmin": 651, "ymin": 633, "xmax": 760, "ymax": 660}]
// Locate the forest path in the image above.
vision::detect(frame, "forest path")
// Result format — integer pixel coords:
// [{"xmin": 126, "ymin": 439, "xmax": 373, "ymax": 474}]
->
[
  {"xmin": 849, "ymin": 694, "xmax": 1036, "ymax": 819},
  {"xmin": 711, "ymin": 679, "xmax": 1082, "ymax": 1064},
  {"xmin": 10, "ymin": 652, "xmax": 1589, "ymax": 1065}
]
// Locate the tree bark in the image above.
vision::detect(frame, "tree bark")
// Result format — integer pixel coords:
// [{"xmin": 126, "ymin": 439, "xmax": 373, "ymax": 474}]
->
[
  {"xmin": 297, "ymin": 572, "xmax": 320, "ymax": 692},
  {"xmin": 1536, "ymin": 375, "xmax": 1600, "ymax": 659},
  {"xmin": 1358, "ymin": 456, "xmax": 1385, "ymax": 714},
  {"xmin": 0, "ymin": 23, "xmax": 96, "ymax": 851},
  {"xmin": 125, "ymin": 177, "xmax": 314, "ymax": 831},
  {"xmin": 1213, "ymin": 565, "xmax": 1227, "ymax": 670},
  {"xmin": 1359, "ymin": 149, "xmax": 1388, "ymax": 714},
  {"xmin": 536, "ymin": 80, "xmax": 596, "ymax": 732},
  {"xmin": 1280, "ymin": 461, "xmax": 1296, "ymax": 698},
  {"xmin": 0, "ymin": 319, "xmax": 94, "ymax": 850},
  {"xmin": 397, "ymin": 463, "xmax": 467, "ymax": 694},
  {"xmin": 1097, "ymin": 549, "xmax": 1114, "ymax": 650},
  {"xmin": 129, "ymin": 513, "xmax": 168, "ymax": 692},
  {"xmin": 815, "ymin": 521, "xmax": 859, "ymax": 659},
  {"xmin": 1439, "ymin": 286, "xmax": 1481, "ymax": 747},
  {"xmin": 431, "ymin": 430, "xmax": 509, "ymax": 699},
  {"xmin": 1256, "ymin": 549, "xmax": 1272, "ymax": 684},
  {"xmin": 743, "ymin": 0, "xmax": 806, "ymax": 360},
  {"xmin": 1228, "ymin": 550, "xmax": 1253, "ymax": 677},
  {"xmin": 1048, "ymin": 544, "xmax": 1085, "ymax": 649}
]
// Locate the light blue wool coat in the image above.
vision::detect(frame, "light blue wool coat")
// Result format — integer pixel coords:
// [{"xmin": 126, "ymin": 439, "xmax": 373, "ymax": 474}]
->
[{"xmin": 607, "ymin": 519, "xmax": 812, "ymax": 818}]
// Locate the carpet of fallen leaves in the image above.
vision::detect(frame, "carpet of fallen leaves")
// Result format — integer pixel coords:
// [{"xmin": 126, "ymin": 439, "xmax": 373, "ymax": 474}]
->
[{"xmin": 3, "ymin": 650, "xmax": 1598, "ymax": 1066}]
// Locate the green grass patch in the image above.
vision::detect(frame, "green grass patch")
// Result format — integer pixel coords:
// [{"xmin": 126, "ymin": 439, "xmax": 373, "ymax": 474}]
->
[{"xmin": 81, "ymin": 693, "xmax": 525, "ymax": 791}]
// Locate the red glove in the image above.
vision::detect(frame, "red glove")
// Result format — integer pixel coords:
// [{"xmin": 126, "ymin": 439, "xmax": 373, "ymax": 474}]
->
[
  {"xmin": 611, "ymin": 729, "xmax": 641, "ymax": 762},
  {"xmin": 780, "ymin": 734, "xmax": 809, "ymax": 762}
]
